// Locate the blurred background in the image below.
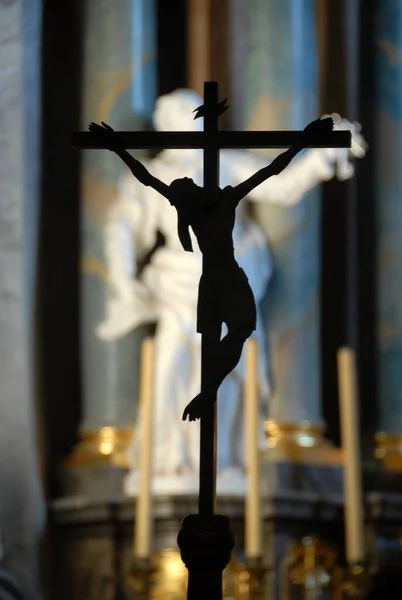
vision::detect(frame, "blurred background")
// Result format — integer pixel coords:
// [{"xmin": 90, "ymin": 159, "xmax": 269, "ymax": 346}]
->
[{"xmin": 2, "ymin": 0, "xmax": 402, "ymax": 598}]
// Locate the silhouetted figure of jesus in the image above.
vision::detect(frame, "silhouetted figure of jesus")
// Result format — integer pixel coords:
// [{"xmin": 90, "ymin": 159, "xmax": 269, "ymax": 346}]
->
[{"xmin": 88, "ymin": 117, "xmax": 333, "ymax": 422}]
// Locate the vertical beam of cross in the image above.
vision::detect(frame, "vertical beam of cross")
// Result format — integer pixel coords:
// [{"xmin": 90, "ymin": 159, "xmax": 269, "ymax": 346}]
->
[{"xmin": 199, "ymin": 82, "xmax": 220, "ymax": 516}]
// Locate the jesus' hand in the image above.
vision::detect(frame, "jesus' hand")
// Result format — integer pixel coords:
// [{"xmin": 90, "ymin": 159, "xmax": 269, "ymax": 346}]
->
[
  {"xmin": 88, "ymin": 121, "xmax": 116, "ymax": 151},
  {"xmin": 274, "ymin": 116, "xmax": 334, "ymax": 167},
  {"xmin": 270, "ymin": 118, "xmax": 333, "ymax": 174},
  {"xmin": 302, "ymin": 116, "xmax": 334, "ymax": 145}
]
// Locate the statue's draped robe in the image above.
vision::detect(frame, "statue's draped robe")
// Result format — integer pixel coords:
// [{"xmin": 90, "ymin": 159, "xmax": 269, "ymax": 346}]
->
[
  {"xmin": 102, "ymin": 149, "xmax": 272, "ymax": 480},
  {"xmin": 97, "ymin": 90, "xmax": 365, "ymax": 490}
]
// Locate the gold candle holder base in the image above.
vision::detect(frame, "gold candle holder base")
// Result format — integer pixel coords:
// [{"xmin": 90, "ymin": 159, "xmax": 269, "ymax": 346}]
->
[
  {"xmin": 375, "ymin": 431, "xmax": 402, "ymax": 471},
  {"xmin": 339, "ymin": 565, "xmax": 371, "ymax": 599},
  {"xmin": 127, "ymin": 557, "xmax": 155, "ymax": 599},
  {"xmin": 281, "ymin": 536, "xmax": 342, "ymax": 600},
  {"xmin": 126, "ymin": 549, "xmax": 267, "ymax": 600},
  {"xmin": 235, "ymin": 557, "xmax": 267, "ymax": 599},
  {"xmin": 64, "ymin": 426, "xmax": 134, "ymax": 468},
  {"xmin": 150, "ymin": 548, "xmax": 188, "ymax": 600},
  {"xmin": 263, "ymin": 421, "xmax": 343, "ymax": 465}
]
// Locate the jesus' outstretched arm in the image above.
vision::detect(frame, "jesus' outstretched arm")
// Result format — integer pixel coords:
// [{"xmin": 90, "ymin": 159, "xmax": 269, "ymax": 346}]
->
[
  {"xmin": 229, "ymin": 117, "xmax": 334, "ymax": 204},
  {"xmin": 88, "ymin": 122, "xmax": 171, "ymax": 200},
  {"xmin": 230, "ymin": 145, "xmax": 303, "ymax": 202}
]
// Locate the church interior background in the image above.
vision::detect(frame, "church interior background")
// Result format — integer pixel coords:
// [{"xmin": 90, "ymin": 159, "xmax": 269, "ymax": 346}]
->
[{"xmin": 2, "ymin": 0, "xmax": 402, "ymax": 598}]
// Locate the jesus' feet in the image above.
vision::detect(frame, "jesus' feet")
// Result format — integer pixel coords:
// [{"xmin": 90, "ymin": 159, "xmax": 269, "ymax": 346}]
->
[{"xmin": 182, "ymin": 392, "xmax": 214, "ymax": 421}]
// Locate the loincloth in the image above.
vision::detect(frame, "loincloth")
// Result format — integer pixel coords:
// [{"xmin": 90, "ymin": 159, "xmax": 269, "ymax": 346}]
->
[{"xmin": 196, "ymin": 266, "xmax": 257, "ymax": 334}]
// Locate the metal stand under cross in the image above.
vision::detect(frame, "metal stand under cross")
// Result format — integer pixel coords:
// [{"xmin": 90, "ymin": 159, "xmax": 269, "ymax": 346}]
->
[{"xmin": 72, "ymin": 81, "xmax": 350, "ymax": 600}]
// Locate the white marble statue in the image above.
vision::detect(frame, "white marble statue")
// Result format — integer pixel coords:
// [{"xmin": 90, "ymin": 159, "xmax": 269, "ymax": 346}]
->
[{"xmin": 96, "ymin": 89, "xmax": 366, "ymax": 495}]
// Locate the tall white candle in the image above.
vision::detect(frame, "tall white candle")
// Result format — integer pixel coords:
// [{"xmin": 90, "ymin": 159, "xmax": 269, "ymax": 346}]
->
[
  {"xmin": 337, "ymin": 347, "xmax": 365, "ymax": 565},
  {"xmin": 187, "ymin": 0, "xmax": 211, "ymax": 94},
  {"xmin": 244, "ymin": 337, "xmax": 262, "ymax": 559},
  {"xmin": 134, "ymin": 337, "xmax": 155, "ymax": 559}
]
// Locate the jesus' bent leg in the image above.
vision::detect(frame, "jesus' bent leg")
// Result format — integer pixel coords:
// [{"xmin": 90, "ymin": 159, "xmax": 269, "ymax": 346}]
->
[{"xmin": 182, "ymin": 326, "xmax": 253, "ymax": 421}]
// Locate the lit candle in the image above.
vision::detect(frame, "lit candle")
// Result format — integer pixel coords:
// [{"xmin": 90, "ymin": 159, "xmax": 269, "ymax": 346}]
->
[
  {"xmin": 337, "ymin": 347, "xmax": 365, "ymax": 565},
  {"xmin": 134, "ymin": 337, "xmax": 155, "ymax": 559},
  {"xmin": 244, "ymin": 337, "xmax": 262, "ymax": 559}
]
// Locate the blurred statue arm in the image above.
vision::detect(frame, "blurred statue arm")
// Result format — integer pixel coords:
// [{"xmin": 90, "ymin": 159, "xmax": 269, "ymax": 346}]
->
[
  {"xmin": 229, "ymin": 117, "xmax": 336, "ymax": 205},
  {"xmin": 102, "ymin": 180, "xmax": 157, "ymax": 304},
  {"xmin": 97, "ymin": 195, "xmax": 158, "ymax": 341},
  {"xmin": 103, "ymin": 200, "xmax": 138, "ymax": 303},
  {"xmin": 244, "ymin": 148, "xmax": 337, "ymax": 205},
  {"xmin": 229, "ymin": 146, "xmax": 303, "ymax": 205},
  {"xmin": 228, "ymin": 115, "xmax": 367, "ymax": 206}
]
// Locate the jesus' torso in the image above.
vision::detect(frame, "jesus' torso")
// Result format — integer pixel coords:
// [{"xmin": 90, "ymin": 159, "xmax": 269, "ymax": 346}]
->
[{"xmin": 170, "ymin": 185, "xmax": 239, "ymax": 272}]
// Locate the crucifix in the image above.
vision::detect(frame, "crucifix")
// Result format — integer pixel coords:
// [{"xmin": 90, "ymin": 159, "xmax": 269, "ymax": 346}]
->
[{"xmin": 72, "ymin": 81, "xmax": 350, "ymax": 600}]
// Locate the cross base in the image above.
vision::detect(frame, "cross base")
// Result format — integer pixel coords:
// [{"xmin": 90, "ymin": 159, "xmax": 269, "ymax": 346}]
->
[{"xmin": 177, "ymin": 514, "xmax": 235, "ymax": 600}]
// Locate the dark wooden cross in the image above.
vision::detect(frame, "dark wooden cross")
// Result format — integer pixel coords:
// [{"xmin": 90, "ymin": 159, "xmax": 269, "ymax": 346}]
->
[{"xmin": 73, "ymin": 81, "xmax": 350, "ymax": 600}]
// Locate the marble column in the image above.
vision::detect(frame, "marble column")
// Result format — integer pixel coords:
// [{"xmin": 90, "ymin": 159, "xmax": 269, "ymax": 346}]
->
[
  {"xmin": 374, "ymin": 1, "xmax": 402, "ymax": 466},
  {"xmin": 229, "ymin": 0, "xmax": 326, "ymax": 447},
  {"xmin": 0, "ymin": 0, "xmax": 44, "ymax": 598},
  {"xmin": 68, "ymin": 0, "xmax": 157, "ymax": 474}
]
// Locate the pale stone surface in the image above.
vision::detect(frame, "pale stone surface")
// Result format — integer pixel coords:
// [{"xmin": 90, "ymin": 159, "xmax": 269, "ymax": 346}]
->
[
  {"xmin": 375, "ymin": 2, "xmax": 402, "ymax": 433},
  {"xmin": 0, "ymin": 1, "xmax": 44, "ymax": 598},
  {"xmin": 97, "ymin": 90, "xmax": 366, "ymax": 496},
  {"xmin": 79, "ymin": 0, "xmax": 157, "ymax": 433},
  {"xmin": 228, "ymin": 0, "xmax": 365, "ymax": 434}
]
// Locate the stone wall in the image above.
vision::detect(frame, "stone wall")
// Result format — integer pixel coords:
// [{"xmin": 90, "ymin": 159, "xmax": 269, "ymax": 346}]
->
[{"xmin": 0, "ymin": 1, "xmax": 44, "ymax": 598}]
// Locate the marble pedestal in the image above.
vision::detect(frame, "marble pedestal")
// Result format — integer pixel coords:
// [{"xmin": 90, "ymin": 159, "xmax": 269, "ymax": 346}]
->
[
  {"xmin": 48, "ymin": 457, "xmax": 402, "ymax": 600},
  {"xmin": 48, "ymin": 460, "xmax": 346, "ymax": 600}
]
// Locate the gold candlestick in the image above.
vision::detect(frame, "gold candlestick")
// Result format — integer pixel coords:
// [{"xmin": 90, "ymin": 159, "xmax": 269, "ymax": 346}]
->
[{"xmin": 338, "ymin": 564, "xmax": 371, "ymax": 599}]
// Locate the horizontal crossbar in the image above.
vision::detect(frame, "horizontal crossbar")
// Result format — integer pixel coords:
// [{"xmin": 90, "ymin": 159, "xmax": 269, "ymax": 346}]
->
[{"xmin": 72, "ymin": 130, "xmax": 351, "ymax": 150}]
